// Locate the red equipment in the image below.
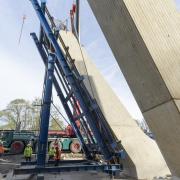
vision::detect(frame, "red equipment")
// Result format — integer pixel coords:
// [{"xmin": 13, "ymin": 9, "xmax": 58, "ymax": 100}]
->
[{"xmin": 72, "ymin": 4, "xmax": 76, "ymax": 13}]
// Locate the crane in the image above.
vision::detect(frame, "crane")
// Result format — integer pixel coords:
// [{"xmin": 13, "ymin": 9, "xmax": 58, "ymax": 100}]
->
[{"xmin": 18, "ymin": 15, "xmax": 26, "ymax": 45}]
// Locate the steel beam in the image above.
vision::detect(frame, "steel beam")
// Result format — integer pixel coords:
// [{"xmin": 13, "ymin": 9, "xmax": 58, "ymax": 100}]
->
[
  {"xmin": 30, "ymin": 33, "xmax": 90, "ymax": 158},
  {"xmin": 14, "ymin": 164, "xmax": 121, "ymax": 175},
  {"xmin": 29, "ymin": 0, "xmax": 115, "ymax": 160},
  {"xmin": 39, "ymin": 1, "xmax": 46, "ymax": 43},
  {"xmin": 21, "ymin": 160, "xmax": 88, "ymax": 166},
  {"xmin": 76, "ymin": 0, "xmax": 80, "ymax": 40},
  {"xmin": 37, "ymin": 53, "xmax": 55, "ymax": 167}
]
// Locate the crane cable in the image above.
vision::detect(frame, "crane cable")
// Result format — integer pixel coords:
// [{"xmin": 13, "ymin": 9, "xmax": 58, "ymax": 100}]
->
[
  {"xmin": 50, "ymin": 114, "xmax": 64, "ymax": 130},
  {"xmin": 18, "ymin": 15, "xmax": 26, "ymax": 45},
  {"xmin": 50, "ymin": 94, "xmax": 70, "ymax": 128},
  {"xmin": 51, "ymin": 102, "xmax": 70, "ymax": 125}
]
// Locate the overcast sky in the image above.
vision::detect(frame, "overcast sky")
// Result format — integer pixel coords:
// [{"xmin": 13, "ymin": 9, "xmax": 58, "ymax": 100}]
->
[{"xmin": 0, "ymin": 0, "xmax": 179, "ymax": 122}]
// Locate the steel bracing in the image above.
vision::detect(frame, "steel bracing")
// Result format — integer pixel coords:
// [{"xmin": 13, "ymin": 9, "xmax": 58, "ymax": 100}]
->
[{"xmin": 29, "ymin": 0, "xmax": 121, "ymax": 168}]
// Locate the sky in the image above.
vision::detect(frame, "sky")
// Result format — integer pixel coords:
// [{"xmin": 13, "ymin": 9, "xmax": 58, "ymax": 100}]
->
[{"xmin": 0, "ymin": 0, "xmax": 180, "ymax": 122}]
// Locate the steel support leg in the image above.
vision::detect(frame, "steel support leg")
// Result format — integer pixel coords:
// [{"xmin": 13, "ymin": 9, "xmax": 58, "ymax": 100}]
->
[{"xmin": 37, "ymin": 53, "xmax": 55, "ymax": 167}]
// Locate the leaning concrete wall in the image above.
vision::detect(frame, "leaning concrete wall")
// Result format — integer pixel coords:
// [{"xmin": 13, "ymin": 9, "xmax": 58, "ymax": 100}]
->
[
  {"xmin": 87, "ymin": 0, "xmax": 180, "ymax": 177},
  {"xmin": 59, "ymin": 31, "xmax": 170, "ymax": 179}
]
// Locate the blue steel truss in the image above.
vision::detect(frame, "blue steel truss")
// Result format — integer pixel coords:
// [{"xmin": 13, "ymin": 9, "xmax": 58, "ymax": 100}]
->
[{"xmin": 29, "ymin": 0, "xmax": 121, "ymax": 167}]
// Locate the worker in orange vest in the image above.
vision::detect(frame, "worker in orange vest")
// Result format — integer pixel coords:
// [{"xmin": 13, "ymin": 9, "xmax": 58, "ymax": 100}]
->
[
  {"xmin": 54, "ymin": 146, "xmax": 61, "ymax": 166},
  {"xmin": 54, "ymin": 138, "xmax": 59, "ymax": 148},
  {"xmin": 0, "ymin": 141, "xmax": 5, "ymax": 156}
]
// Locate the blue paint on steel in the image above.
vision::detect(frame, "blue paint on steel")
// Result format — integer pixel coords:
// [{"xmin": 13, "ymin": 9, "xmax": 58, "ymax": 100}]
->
[
  {"xmin": 30, "ymin": 33, "xmax": 91, "ymax": 159},
  {"xmin": 30, "ymin": 0, "xmax": 115, "ymax": 160},
  {"xmin": 14, "ymin": 164, "xmax": 121, "ymax": 175},
  {"xmin": 39, "ymin": 1, "xmax": 46, "ymax": 43},
  {"xmin": 21, "ymin": 159, "xmax": 88, "ymax": 166},
  {"xmin": 45, "ymin": 7, "xmax": 116, "ymax": 150},
  {"xmin": 119, "ymin": 150, "xmax": 126, "ymax": 160},
  {"xmin": 37, "ymin": 53, "xmax": 55, "ymax": 167}
]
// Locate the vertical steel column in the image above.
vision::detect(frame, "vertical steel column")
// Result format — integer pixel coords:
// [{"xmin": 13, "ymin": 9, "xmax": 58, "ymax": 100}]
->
[
  {"xmin": 76, "ymin": 0, "xmax": 80, "ymax": 40},
  {"xmin": 37, "ymin": 53, "xmax": 55, "ymax": 167}
]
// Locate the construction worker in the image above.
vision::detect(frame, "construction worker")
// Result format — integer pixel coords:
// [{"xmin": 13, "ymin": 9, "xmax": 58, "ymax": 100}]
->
[
  {"xmin": 24, "ymin": 144, "xmax": 33, "ymax": 162},
  {"xmin": 54, "ymin": 138, "xmax": 59, "ymax": 148},
  {"xmin": 48, "ymin": 146, "xmax": 55, "ymax": 160},
  {"xmin": 54, "ymin": 146, "xmax": 61, "ymax": 166},
  {"xmin": 0, "ymin": 141, "xmax": 5, "ymax": 157}
]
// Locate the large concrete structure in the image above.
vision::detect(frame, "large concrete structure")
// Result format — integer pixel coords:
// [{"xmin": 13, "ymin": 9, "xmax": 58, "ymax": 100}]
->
[
  {"xmin": 87, "ymin": 0, "xmax": 180, "ymax": 177},
  {"xmin": 59, "ymin": 31, "xmax": 170, "ymax": 179}
]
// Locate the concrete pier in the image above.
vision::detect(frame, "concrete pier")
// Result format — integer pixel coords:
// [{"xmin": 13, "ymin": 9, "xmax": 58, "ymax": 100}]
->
[
  {"xmin": 59, "ymin": 31, "xmax": 170, "ymax": 179},
  {"xmin": 87, "ymin": 0, "xmax": 180, "ymax": 176}
]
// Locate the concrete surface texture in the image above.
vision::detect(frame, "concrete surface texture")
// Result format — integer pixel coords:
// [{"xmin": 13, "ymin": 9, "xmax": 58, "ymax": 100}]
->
[
  {"xmin": 87, "ymin": 0, "xmax": 180, "ymax": 177},
  {"xmin": 59, "ymin": 31, "xmax": 170, "ymax": 179}
]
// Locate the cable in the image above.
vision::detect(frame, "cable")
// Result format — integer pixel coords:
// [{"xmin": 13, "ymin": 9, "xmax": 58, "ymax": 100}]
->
[
  {"xmin": 50, "ymin": 95, "xmax": 65, "ymax": 130},
  {"xmin": 18, "ymin": 15, "xmax": 26, "ymax": 45},
  {"xmin": 51, "ymin": 102, "xmax": 70, "ymax": 125},
  {"xmin": 50, "ymin": 114, "xmax": 64, "ymax": 130}
]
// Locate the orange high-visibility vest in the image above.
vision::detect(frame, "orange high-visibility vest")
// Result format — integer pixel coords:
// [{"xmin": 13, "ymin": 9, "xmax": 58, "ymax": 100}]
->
[
  {"xmin": 55, "ymin": 148, "xmax": 61, "ymax": 160},
  {"xmin": 0, "ymin": 145, "xmax": 4, "ymax": 154}
]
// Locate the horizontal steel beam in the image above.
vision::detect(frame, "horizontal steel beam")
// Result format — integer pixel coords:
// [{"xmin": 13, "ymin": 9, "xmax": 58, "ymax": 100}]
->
[
  {"xmin": 21, "ymin": 159, "xmax": 88, "ymax": 166},
  {"xmin": 14, "ymin": 164, "xmax": 121, "ymax": 175}
]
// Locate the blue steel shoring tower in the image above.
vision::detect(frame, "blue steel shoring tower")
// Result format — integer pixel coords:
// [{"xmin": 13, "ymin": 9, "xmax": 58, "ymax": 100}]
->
[{"xmin": 29, "ymin": 0, "xmax": 123, "ymax": 170}]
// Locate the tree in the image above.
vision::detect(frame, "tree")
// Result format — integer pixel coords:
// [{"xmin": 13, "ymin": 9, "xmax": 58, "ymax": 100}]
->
[
  {"xmin": 31, "ymin": 98, "xmax": 65, "ymax": 130},
  {"xmin": 0, "ymin": 98, "xmax": 65, "ymax": 131},
  {"xmin": 30, "ymin": 97, "xmax": 42, "ymax": 130},
  {"xmin": 49, "ymin": 106, "xmax": 65, "ymax": 130},
  {"xmin": 0, "ymin": 99, "xmax": 33, "ymax": 130}
]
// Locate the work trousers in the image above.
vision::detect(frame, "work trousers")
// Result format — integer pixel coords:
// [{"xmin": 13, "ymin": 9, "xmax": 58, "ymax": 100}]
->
[{"xmin": 25, "ymin": 157, "xmax": 31, "ymax": 162}]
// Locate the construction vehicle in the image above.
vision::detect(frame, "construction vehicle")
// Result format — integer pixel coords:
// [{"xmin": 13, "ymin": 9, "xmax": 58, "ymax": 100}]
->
[
  {"xmin": 48, "ymin": 126, "xmax": 82, "ymax": 153},
  {"xmin": 0, "ymin": 130, "xmax": 36, "ymax": 154},
  {"xmin": 0, "ymin": 126, "xmax": 81, "ymax": 154}
]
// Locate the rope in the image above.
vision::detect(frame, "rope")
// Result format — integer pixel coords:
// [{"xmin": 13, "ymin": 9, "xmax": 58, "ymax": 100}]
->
[
  {"xmin": 51, "ymin": 102, "xmax": 70, "ymax": 125},
  {"xmin": 50, "ymin": 114, "xmax": 64, "ymax": 130}
]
